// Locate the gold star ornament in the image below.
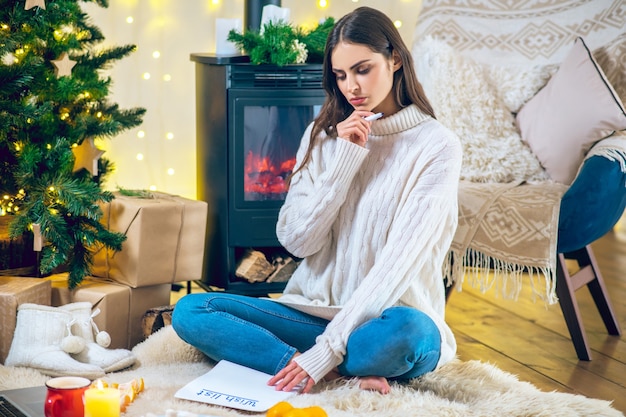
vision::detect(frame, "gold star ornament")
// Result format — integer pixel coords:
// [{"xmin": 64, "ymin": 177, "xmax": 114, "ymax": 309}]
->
[
  {"xmin": 72, "ymin": 138, "xmax": 105, "ymax": 176},
  {"xmin": 24, "ymin": 0, "xmax": 46, "ymax": 10},
  {"xmin": 51, "ymin": 53, "xmax": 76, "ymax": 78}
]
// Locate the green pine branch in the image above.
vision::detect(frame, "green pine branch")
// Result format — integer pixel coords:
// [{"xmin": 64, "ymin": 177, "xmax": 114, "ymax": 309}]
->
[
  {"xmin": 298, "ymin": 17, "xmax": 334, "ymax": 63},
  {"xmin": 227, "ymin": 18, "xmax": 334, "ymax": 66}
]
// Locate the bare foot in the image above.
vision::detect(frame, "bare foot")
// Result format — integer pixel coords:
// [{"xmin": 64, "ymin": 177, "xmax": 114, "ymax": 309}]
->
[{"xmin": 358, "ymin": 376, "xmax": 391, "ymax": 394}]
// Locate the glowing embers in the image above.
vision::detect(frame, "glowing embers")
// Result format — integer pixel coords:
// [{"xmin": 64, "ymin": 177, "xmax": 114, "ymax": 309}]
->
[{"xmin": 244, "ymin": 151, "xmax": 295, "ymax": 200}]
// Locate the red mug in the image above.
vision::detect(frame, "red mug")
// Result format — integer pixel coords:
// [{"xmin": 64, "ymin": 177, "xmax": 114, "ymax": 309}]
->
[{"xmin": 45, "ymin": 376, "xmax": 91, "ymax": 417}]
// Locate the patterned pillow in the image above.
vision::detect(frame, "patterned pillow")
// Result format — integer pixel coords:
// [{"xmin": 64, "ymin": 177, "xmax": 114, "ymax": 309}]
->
[
  {"xmin": 516, "ymin": 37, "xmax": 626, "ymax": 185},
  {"xmin": 413, "ymin": 37, "xmax": 548, "ymax": 183}
]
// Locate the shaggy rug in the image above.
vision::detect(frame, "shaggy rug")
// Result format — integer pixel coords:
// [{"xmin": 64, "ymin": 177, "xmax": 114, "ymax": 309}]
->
[{"xmin": 0, "ymin": 326, "xmax": 622, "ymax": 417}]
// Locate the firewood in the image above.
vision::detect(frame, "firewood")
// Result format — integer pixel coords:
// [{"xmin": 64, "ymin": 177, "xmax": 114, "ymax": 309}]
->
[
  {"xmin": 235, "ymin": 249, "xmax": 275, "ymax": 282},
  {"xmin": 267, "ymin": 256, "xmax": 298, "ymax": 283}
]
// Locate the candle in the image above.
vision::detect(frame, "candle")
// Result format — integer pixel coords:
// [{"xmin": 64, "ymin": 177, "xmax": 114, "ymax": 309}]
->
[{"xmin": 84, "ymin": 384, "xmax": 120, "ymax": 417}]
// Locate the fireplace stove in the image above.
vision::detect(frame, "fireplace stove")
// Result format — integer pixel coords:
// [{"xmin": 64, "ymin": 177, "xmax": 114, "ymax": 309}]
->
[{"xmin": 190, "ymin": 53, "xmax": 325, "ymax": 295}]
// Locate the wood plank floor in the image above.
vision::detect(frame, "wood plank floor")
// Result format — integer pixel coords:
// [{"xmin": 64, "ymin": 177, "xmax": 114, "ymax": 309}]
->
[
  {"xmin": 174, "ymin": 230, "xmax": 626, "ymax": 413},
  {"xmin": 446, "ymin": 230, "xmax": 626, "ymax": 413}
]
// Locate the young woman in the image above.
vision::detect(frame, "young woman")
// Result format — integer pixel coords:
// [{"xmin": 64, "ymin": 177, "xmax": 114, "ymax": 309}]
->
[{"xmin": 172, "ymin": 7, "xmax": 461, "ymax": 395}]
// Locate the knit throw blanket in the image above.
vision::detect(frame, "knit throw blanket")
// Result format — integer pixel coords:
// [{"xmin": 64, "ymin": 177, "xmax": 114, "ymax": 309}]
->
[
  {"xmin": 446, "ymin": 136, "xmax": 626, "ymax": 305},
  {"xmin": 446, "ymin": 181, "xmax": 567, "ymax": 305}
]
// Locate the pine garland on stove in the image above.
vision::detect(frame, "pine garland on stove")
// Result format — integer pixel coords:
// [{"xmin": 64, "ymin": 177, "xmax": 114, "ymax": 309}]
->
[
  {"xmin": 227, "ymin": 17, "xmax": 335, "ymax": 66},
  {"xmin": 0, "ymin": 0, "xmax": 146, "ymax": 288}
]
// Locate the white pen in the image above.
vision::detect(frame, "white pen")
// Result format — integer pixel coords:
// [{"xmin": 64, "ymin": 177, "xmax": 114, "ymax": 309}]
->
[{"xmin": 363, "ymin": 112, "xmax": 383, "ymax": 122}]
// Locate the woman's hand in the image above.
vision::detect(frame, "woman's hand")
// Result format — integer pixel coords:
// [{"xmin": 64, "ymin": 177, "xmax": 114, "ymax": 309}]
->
[
  {"xmin": 336, "ymin": 111, "xmax": 376, "ymax": 147},
  {"xmin": 268, "ymin": 355, "xmax": 316, "ymax": 394}
]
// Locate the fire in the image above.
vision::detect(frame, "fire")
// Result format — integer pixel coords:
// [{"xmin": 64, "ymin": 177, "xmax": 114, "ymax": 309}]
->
[{"xmin": 244, "ymin": 151, "xmax": 295, "ymax": 196}]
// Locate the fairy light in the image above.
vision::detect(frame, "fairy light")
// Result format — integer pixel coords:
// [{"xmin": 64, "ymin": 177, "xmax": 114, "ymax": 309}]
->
[
  {"xmin": 166, "ymin": 132, "xmax": 174, "ymax": 140},
  {"xmin": 163, "ymin": 74, "xmax": 171, "ymax": 81},
  {"xmin": 152, "ymin": 50, "xmax": 160, "ymax": 59},
  {"xmin": 136, "ymin": 153, "xmax": 144, "ymax": 160},
  {"xmin": 142, "ymin": 72, "xmax": 151, "ymax": 80},
  {"xmin": 126, "ymin": 16, "xmax": 134, "ymax": 24},
  {"xmin": 0, "ymin": 196, "xmax": 8, "ymax": 216},
  {"xmin": 167, "ymin": 168, "xmax": 175, "ymax": 175},
  {"xmin": 60, "ymin": 107, "xmax": 70, "ymax": 120},
  {"xmin": 318, "ymin": 0, "xmax": 327, "ymax": 8},
  {"xmin": 137, "ymin": 130, "xmax": 145, "ymax": 138},
  {"xmin": 394, "ymin": 20, "xmax": 402, "ymax": 29}
]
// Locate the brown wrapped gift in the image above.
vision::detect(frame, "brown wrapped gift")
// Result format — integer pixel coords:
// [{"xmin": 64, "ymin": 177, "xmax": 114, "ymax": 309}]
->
[
  {"xmin": 91, "ymin": 191, "xmax": 208, "ymax": 288},
  {"xmin": 48, "ymin": 274, "xmax": 171, "ymax": 349},
  {"xmin": 0, "ymin": 276, "xmax": 51, "ymax": 364}
]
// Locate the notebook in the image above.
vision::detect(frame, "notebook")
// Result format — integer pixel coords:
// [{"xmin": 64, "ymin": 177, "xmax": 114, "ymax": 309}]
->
[{"xmin": 0, "ymin": 386, "xmax": 46, "ymax": 417}]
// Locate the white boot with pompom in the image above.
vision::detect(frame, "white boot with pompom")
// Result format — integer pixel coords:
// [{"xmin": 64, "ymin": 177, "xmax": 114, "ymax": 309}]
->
[
  {"xmin": 60, "ymin": 302, "xmax": 136, "ymax": 373},
  {"xmin": 4, "ymin": 303, "xmax": 105, "ymax": 379}
]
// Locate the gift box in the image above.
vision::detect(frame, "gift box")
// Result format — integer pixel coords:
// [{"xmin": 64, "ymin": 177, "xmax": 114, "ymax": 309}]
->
[
  {"xmin": 0, "ymin": 276, "xmax": 51, "ymax": 364},
  {"xmin": 91, "ymin": 191, "xmax": 208, "ymax": 288},
  {"xmin": 48, "ymin": 274, "xmax": 172, "ymax": 349}
]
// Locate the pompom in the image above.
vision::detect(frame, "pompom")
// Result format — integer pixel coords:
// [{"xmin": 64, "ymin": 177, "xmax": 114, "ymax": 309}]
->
[
  {"xmin": 96, "ymin": 331, "xmax": 111, "ymax": 347},
  {"xmin": 61, "ymin": 335, "xmax": 85, "ymax": 354}
]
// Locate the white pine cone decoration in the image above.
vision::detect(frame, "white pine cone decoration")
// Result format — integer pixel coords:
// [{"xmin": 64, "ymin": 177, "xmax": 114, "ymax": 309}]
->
[{"xmin": 292, "ymin": 39, "xmax": 308, "ymax": 64}]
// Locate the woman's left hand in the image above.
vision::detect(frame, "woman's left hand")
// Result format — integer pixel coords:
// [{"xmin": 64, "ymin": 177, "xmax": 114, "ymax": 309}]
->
[{"xmin": 268, "ymin": 357, "xmax": 316, "ymax": 394}]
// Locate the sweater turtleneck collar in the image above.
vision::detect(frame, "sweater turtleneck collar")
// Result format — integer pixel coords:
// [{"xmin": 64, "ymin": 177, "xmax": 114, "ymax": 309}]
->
[{"xmin": 369, "ymin": 104, "xmax": 431, "ymax": 136}]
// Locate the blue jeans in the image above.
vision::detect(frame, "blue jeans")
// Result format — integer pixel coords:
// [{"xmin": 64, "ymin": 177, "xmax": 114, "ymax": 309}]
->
[{"xmin": 172, "ymin": 292, "xmax": 441, "ymax": 380}]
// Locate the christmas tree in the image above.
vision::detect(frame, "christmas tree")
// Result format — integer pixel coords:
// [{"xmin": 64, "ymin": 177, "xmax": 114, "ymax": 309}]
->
[{"xmin": 0, "ymin": 0, "xmax": 146, "ymax": 288}]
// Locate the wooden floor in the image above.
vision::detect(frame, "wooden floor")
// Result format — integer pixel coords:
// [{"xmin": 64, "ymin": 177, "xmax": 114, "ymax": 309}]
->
[
  {"xmin": 174, "ymin": 231, "xmax": 625, "ymax": 413},
  {"xmin": 446, "ymin": 231, "xmax": 626, "ymax": 413}
]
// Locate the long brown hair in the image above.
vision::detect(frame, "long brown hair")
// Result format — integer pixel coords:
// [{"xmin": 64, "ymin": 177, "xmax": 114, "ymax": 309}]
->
[{"xmin": 292, "ymin": 6, "xmax": 435, "ymax": 178}]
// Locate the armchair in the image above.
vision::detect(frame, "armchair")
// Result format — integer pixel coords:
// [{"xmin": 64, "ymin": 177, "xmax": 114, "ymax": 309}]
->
[{"xmin": 412, "ymin": 0, "xmax": 626, "ymax": 360}]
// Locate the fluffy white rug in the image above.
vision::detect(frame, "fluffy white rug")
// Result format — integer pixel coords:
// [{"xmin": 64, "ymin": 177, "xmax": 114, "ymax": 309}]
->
[{"xmin": 1, "ymin": 326, "xmax": 622, "ymax": 417}]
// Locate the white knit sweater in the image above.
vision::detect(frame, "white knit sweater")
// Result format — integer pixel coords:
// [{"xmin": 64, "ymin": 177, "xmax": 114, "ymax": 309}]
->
[{"xmin": 275, "ymin": 104, "xmax": 462, "ymax": 383}]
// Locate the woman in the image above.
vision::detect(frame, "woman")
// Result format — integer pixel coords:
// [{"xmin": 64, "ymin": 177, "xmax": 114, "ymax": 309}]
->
[{"xmin": 172, "ymin": 6, "xmax": 461, "ymax": 395}]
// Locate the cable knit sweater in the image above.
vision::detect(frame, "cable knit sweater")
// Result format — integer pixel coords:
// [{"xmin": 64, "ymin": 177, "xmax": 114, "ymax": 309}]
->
[{"xmin": 275, "ymin": 104, "xmax": 462, "ymax": 384}]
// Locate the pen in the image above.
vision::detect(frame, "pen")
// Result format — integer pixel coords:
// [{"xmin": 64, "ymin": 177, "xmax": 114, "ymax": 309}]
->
[{"xmin": 363, "ymin": 112, "xmax": 383, "ymax": 122}]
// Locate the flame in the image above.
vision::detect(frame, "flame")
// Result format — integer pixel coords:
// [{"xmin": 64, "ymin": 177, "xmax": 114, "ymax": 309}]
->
[{"xmin": 244, "ymin": 151, "xmax": 295, "ymax": 196}]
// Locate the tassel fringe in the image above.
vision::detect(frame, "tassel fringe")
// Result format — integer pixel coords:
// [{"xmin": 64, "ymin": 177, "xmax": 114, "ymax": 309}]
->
[{"xmin": 443, "ymin": 250, "xmax": 558, "ymax": 305}]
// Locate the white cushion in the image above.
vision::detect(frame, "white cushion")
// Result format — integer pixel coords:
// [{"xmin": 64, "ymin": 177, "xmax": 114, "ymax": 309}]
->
[{"xmin": 516, "ymin": 37, "xmax": 626, "ymax": 185}]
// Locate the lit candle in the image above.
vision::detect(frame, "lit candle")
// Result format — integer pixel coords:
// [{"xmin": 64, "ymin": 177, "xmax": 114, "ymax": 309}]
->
[{"xmin": 84, "ymin": 381, "xmax": 120, "ymax": 417}]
